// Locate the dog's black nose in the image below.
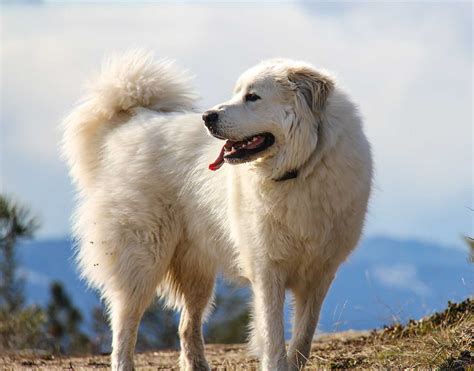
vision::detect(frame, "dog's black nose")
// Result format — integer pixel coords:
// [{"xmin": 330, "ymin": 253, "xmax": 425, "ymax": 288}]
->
[{"xmin": 202, "ymin": 111, "xmax": 219, "ymax": 128}]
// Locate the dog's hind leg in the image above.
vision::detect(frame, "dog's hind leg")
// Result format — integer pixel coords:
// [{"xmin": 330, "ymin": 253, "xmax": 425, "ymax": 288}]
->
[
  {"xmin": 102, "ymin": 232, "xmax": 177, "ymax": 371},
  {"xmin": 165, "ymin": 247, "xmax": 215, "ymax": 371},
  {"xmin": 287, "ymin": 268, "xmax": 336, "ymax": 371},
  {"xmin": 108, "ymin": 254, "xmax": 172, "ymax": 371},
  {"xmin": 178, "ymin": 278, "xmax": 214, "ymax": 371},
  {"xmin": 109, "ymin": 292, "xmax": 154, "ymax": 371}
]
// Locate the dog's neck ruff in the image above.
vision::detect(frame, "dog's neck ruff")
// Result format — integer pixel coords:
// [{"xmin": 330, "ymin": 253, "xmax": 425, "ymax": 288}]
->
[{"xmin": 274, "ymin": 169, "xmax": 298, "ymax": 182}]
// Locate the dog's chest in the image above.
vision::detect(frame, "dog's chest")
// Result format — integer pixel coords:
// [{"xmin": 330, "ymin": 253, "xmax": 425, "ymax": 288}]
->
[{"xmin": 229, "ymin": 179, "xmax": 335, "ymax": 262}]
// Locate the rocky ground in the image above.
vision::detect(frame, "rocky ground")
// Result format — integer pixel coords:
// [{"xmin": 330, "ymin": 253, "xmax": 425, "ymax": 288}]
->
[{"xmin": 1, "ymin": 299, "xmax": 472, "ymax": 370}]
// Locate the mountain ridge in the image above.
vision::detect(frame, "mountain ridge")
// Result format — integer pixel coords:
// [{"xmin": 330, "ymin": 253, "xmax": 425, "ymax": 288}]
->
[{"xmin": 16, "ymin": 236, "xmax": 472, "ymax": 336}]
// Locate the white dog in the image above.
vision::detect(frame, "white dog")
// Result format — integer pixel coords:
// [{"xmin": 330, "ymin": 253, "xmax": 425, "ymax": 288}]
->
[{"xmin": 62, "ymin": 50, "xmax": 372, "ymax": 371}]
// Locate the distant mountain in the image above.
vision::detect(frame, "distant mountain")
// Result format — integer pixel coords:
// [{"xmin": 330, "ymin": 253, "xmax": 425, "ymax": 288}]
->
[
  {"xmin": 318, "ymin": 236, "xmax": 472, "ymax": 333},
  {"xmin": 17, "ymin": 239, "xmax": 99, "ymax": 321},
  {"xmin": 17, "ymin": 236, "xmax": 472, "ymax": 338}
]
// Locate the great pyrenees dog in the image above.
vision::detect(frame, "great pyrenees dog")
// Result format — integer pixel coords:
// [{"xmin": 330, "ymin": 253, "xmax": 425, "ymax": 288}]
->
[{"xmin": 62, "ymin": 50, "xmax": 372, "ymax": 371}]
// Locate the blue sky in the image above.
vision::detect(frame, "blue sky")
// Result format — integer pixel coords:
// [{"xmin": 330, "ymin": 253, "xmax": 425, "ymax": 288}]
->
[{"xmin": 1, "ymin": 2, "xmax": 472, "ymax": 248}]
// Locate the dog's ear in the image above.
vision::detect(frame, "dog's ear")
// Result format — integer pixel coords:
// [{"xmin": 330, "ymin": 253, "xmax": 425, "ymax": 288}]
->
[{"xmin": 288, "ymin": 67, "xmax": 334, "ymax": 113}]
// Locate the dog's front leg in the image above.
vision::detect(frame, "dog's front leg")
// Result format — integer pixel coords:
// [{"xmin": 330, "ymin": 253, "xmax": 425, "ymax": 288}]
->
[
  {"xmin": 251, "ymin": 269, "xmax": 288, "ymax": 371},
  {"xmin": 287, "ymin": 268, "xmax": 336, "ymax": 370}
]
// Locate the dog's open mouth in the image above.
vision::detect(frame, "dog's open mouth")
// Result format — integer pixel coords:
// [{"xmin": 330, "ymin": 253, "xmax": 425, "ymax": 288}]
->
[{"xmin": 209, "ymin": 133, "xmax": 275, "ymax": 171}]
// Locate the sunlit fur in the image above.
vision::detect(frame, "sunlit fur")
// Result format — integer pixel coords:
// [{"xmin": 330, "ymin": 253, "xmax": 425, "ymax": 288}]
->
[{"xmin": 62, "ymin": 50, "xmax": 372, "ymax": 371}]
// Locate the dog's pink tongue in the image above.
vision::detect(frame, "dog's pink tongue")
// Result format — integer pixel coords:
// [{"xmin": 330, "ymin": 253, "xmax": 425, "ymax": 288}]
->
[
  {"xmin": 209, "ymin": 146, "xmax": 225, "ymax": 171},
  {"xmin": 209, "ymin": 140, "xmax": 235, "ymax": 171}
]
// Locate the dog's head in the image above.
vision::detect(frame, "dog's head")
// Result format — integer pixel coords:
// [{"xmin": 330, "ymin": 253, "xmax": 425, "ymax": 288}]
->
[{"xmin": 203, "ymin": 59, "xmax": 335, "ymax": 180}]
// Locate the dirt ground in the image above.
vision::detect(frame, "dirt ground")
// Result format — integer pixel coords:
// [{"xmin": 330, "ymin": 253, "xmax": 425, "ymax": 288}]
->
[
  {"xmin": 0, "ymin": 332, "xmax": 365, "ymax": 370},
  {"xmin": 1, "ymin": 299, "xmax": 472, "ymax": 370},
  {"xmin": 1, "ymin": 330, "xmax": 471, "ymax": 370}
]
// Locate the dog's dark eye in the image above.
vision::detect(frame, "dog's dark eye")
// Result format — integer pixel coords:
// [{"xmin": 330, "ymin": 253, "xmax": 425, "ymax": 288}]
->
[{"xmin": 244, "ymin": 93, "xmax": 261, "ymax": 102}]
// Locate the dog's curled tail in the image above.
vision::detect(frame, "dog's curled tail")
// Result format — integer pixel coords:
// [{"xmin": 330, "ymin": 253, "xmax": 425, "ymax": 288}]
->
[{"xmin": 61, "ymin": 49, "xmax": 196, "ymax": 191}]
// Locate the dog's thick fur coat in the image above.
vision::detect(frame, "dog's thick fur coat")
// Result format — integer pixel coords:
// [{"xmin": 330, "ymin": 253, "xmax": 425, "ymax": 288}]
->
[{"xmin": 62, "ymin": 50, "xmax": 372, "ymax": 371}]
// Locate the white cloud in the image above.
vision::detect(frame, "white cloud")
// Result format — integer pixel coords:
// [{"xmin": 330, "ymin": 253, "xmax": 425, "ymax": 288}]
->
[
  {"xmin": 372, "ymin": 263, "xmax": 431, "ymax": 296},
  {"xmin": 0, "ymin": 3, "xmax": 471, "ymax": 243}
]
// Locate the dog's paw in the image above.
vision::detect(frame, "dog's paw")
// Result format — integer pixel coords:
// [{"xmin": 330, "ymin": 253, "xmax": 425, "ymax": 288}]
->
[{"xmin": 179, "ymin": 353, "xmax": 210, "ymax": 371}]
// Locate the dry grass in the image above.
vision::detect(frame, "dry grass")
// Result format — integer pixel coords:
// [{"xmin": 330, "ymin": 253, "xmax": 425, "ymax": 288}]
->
[
  {"xmin": 305, "ymin": 299, "xmax": 473, "ymax": 369},
  {"xmin": 1, "ymin": 299, "xmax": 472, "ymax": 370}
]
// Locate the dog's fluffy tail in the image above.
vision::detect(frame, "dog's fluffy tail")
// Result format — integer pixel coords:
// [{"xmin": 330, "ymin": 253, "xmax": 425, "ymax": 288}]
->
[{"xmin": 61, "ymin": 49, "xmax": 196, "ymax": 190}]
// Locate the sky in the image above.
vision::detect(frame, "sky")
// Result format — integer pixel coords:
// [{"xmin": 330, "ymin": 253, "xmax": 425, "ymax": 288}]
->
[{"xmin": 1, "ymin": 2, "xmax": 472, "ymax": 248}]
